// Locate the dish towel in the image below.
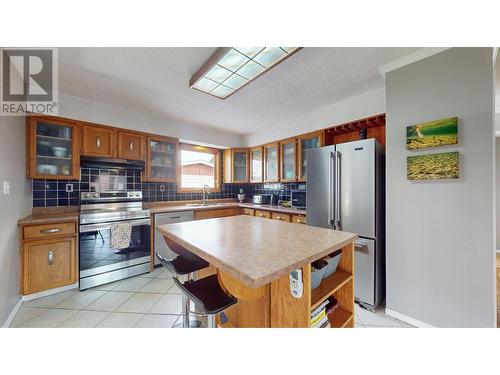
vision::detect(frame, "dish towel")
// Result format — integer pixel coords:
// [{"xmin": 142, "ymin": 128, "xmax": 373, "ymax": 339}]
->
[{"xmin": 110, "ymin": 223, "xmax": 132, "ymax": 250}]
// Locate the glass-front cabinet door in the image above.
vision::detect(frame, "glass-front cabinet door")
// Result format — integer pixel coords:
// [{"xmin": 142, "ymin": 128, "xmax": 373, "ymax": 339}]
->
[
  {"xmin": 145, "ymin": 136, "xmax": 178, "ymax": 182},
  {"xmin": 280, "ymin": 138, "xmax": 297, "ymax": 182},
  {"xmin": 264, "ymin": 142, "xmax": 279, "ymax": 182},
  {"xmin": 297, "ymin": 131, "xmax": 323, "ymax": 181},
  {"xmin": 232, "ymin": 149, "xmax": 249, "ymax": 183},
  {"xmin": 250, "ymin": 146, "xmax": 263, "ymax": 183},
  {"xmin": 27, "ymin": 116, "xmax": 80, "ymax": 179}
]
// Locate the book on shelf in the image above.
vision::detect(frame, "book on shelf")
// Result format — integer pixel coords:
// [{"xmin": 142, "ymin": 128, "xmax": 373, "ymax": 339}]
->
[
  {"xmin": 311, "ymin": 310, "xmax": 326, "ymax": 327},
  {"xmin": 311, "ymin": 314, "xmax": 329, "ymax": 328},
  {"xmin": 326, "ymin": 297, "xmax": 339, "ymax": 316},
  {"xmin": 320, "ymin": 320, "xmax": 331, "ymax": 328},
  {"xmin": 311, "ymin": 299, "xmax": 329, "ymax": 319}
]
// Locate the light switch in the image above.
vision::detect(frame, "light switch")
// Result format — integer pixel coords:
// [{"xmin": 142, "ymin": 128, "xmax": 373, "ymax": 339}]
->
[{"xmin": 3, "ymin": 181, "xmax": 10, "ymax": 195}]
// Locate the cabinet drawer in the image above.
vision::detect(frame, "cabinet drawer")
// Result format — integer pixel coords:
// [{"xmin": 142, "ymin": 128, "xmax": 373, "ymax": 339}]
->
[
  {"xmin": 194, "ymin": 207, "xmax": 242, "ymax": 220},
  {"xmin": 23, "ymin": 222, "xmax": 76, "ymax": 240},
  {"xmin": 255, "ymin": 210, "xmax": 271, "ymax": 219},
  {"xmin": 22, "ymin": 236, "xmax": 77, "ymax": 295},
  {"xmin": 242, "ymin": 208, "xmax": 255, "ymax": 216},
  {"xmin": 271, "ymin": 212, "xmax": 291, "ymax": 222},
  {"xmin": 292, "ymin": 215, "xmax": 307, "ymax": 224}
]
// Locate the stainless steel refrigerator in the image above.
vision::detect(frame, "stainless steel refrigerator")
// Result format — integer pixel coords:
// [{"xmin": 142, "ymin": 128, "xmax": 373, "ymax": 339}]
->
[{"xmin": 306, "ymin": 138, "xmax": 385, "ymax": 310}]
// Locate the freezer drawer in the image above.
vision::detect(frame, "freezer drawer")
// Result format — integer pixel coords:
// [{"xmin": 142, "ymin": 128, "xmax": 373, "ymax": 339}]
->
[
  {"xmin": 354, "ymin": 238, "xmax": 376, "ymax": 308},
  {"xmin": 154, "ymin": 211, "xmax": 194, "ymax": 265}
]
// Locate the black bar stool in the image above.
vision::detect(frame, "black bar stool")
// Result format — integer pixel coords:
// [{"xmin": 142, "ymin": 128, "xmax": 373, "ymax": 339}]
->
[
  {"xmin": 155, "ymin": 236, "xmax": 210, "ymax": 328},
  {"xmin": 156, "ymin": 237, "xmax": 236, "ymax": 328}
]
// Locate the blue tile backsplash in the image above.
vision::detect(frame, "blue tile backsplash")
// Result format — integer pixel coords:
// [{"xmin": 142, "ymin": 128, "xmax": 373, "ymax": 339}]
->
[{"xmin": 32, "ymin": 168, "xmax": 306, "ymax": 207}]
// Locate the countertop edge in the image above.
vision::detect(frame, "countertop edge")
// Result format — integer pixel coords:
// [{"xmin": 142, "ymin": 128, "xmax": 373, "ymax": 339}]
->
[{"xmin": 158, "ymin": 225, "xmax": 357, "ymax": 288}]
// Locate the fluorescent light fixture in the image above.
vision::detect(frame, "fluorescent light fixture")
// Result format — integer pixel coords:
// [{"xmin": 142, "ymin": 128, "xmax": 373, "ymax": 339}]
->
[{"xmin": 189, "ymin": 47, "xmax": 301, "ymax": 99}]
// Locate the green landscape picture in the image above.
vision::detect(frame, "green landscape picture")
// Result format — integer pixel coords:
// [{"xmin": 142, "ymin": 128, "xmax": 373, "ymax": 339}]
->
[
  {"xmin": 406, "ymin": 117, "xmax": 458, "ymax": 150},
  {"xmin": 407, "ymin": 152, "xmax": 459, "ymax": 180}
]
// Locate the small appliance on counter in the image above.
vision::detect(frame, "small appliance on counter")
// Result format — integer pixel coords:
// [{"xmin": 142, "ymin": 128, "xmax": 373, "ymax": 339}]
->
[
  {"xmin": 252, "ymin": 194, "xmax": 271, "ymax": 205},
  {"xmin": 237, "ymin": 188, "xmax": 246, "ymax": 203},
  {"xmin": 291, "ymin": 190, "xmax": 306, "ymax": 209},
  {"xmin": 270, "ymin": 193, "xmax": 279, "ymax": 206}
]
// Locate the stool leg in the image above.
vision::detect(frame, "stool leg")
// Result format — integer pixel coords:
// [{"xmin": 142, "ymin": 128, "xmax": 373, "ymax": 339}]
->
[
  {"xmin": 207, "ymin": 314, "xmax": 215, "ymax": 328},
  {"xmin": 181, "ymin": 293, "xmax": 189, "ymax": 328}
]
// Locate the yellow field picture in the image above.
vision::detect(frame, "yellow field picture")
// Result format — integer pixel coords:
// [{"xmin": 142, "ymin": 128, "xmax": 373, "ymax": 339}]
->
[
  {"xmin": 406, "ymin": 117, "xmax": 458, "ymax": 150},
  {"xmin": 407, "ymin": 152, "xmax": 459, "ymax": 180}
]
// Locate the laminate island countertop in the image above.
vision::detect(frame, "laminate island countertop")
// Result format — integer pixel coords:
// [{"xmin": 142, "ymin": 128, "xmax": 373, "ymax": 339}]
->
[{"xmin": 156, "ymin": 215, "xmax": 356, "ymax": 288}]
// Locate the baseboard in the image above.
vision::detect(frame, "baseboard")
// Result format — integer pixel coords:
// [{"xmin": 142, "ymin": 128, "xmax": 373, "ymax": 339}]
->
[
  {"xmin": 385, "ymin": 308, "xmax": 434, "ymax": 328},
  {"xmin": 21, "ymin": 282, "xmax": 79, "ymax": 302},
  {"xmin": 3, "ymin": 298, "xmax": 23, "ymax": 328}
]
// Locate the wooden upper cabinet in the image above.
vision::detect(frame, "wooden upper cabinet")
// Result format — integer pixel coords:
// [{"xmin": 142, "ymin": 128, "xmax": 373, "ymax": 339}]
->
[
  {"xmin": 81, "ymin": 124, "xmax": 116, "ymax": 158},
  {"xmin": 250, "ymin": 146, "xmax": 263, "ymax": 183},
  {"xmin": 280, "ymin": 138, "xmax": 297, "ymax": 182},
  {"xmin": 144, "ymin": 135, "xmax": 178, "ymax": 182},
  {"xmin": 297, "ymin": 131, "xmax": 323, "ymax": 181},
  {"xmin": 117, "ymin": 131, "xmax": 145, "ymax": 161},
  {"xmin": 264, "ymin": 142, "xmax": 280, "ymax": 182},
  {"xmin": 224, "ymin": 148, "xmax": 249, "ymax": 183},
  {"xmin": 26, "ymin": 116, "xmax": 80, "ymax": 180}
]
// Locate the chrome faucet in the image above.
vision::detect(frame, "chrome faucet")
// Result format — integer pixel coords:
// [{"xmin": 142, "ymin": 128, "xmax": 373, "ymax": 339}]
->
[{"xmin": 202, "ymin": 184, "xmax": 210, "ymax": 204}]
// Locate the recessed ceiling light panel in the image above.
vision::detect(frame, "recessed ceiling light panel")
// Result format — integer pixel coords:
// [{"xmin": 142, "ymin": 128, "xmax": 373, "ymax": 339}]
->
[{"xmin": 189, "ymin": 47, "xmax": 301, "ymax": 99}]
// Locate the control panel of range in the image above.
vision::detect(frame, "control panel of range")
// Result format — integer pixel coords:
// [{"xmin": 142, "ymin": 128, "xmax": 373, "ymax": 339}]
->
[{"xmin": 80, "ymin": 191, "xmax": 143, "ymax": 201}]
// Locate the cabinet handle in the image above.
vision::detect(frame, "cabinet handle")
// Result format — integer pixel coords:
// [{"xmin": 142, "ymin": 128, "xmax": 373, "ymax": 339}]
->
[
  {"xmin": 129, "ymin": 141, "xmax": 133, "ymax": 151},
  {"xmin": 48, "ymin": 250, "xmax": 53, "ymax": 265},
  {"xmin": 96, "ymin": 136, "xmax": 101, "ymax": 148},
  {"xmin": 276, "ymin": 216, "xmax": 281, "ymax": 220},
  {"xmin": 41, "ymin": 228, "xmax": 61, "ymax": 234}
]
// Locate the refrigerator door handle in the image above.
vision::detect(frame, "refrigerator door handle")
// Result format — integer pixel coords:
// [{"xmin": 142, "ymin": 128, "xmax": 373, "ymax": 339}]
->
[
  {"xmin": 335, "ymin": 150, "xmax": 342, "ymax": 230},
  {"xmin": 329, "ymin": 152, "xmax": 335, "ymax": 228}
]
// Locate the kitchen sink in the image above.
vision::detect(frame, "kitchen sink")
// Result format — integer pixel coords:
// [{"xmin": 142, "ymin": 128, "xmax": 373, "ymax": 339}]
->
[{"xmin": 185, "ymin": 203, "xmax": 229, "ymax": 207}]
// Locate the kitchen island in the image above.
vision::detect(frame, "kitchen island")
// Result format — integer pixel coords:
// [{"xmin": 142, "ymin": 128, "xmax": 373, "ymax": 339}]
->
[{"xmin": 156, "ymin": 215, "xmax": 357, "ymax": 328}]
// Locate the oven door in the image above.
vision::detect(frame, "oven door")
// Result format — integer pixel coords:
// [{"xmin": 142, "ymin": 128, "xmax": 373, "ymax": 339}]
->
[{"xmin": 79, "ymin": 218, "xmax": 151, "ymax": 280}]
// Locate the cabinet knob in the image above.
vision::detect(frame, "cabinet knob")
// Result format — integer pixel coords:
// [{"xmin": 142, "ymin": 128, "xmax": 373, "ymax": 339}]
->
[
  {"xmin": 48, "ymin": 250, "xmax": 53, "ymax": 265},
  {"xmin": 96, "ymin": 136, "xmax": 101, "ymax": 148}
]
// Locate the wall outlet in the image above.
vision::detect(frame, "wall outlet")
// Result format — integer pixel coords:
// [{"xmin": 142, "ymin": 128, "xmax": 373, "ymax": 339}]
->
[
  {"xmin": 65, "ymin": 184, "xmax": 73, "ymax": 193},
  {"xmin": 159, "ymin": 184, "xmax": 165, "ymax": 192},
  {"xmin": 3, "ymin": 181, "xmax": 10, "ymax": 195}
]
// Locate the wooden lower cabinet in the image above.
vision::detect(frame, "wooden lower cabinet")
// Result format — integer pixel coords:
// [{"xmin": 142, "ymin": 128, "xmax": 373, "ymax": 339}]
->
[
  {"xmin": 194, "ymin": 207, "xmax": 242, "ymax": 220},
  {"xmin": 254, "ymin": 210, "xmax": 271, "ymax": 219},
  {"xmin": 292, "ymin": 215, "xmax": 307, "ymax": 224},
  {"xmin": 241, "ymin": 208, "xmax": 255, "ymax": 216},
  {"xmin": 21, "ymin": 236, "xmax": 77, "ymax": 295},
  {"xmin": 271, "ymin": 212, "xmax": 291, "ymax": 222}
]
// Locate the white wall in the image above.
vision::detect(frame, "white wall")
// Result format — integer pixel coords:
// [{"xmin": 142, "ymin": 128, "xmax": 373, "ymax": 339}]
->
[
  {"xmin": 58, "ymin": 93, "xmax": 244, "ymax": 148},
  {"xmin": 0, "ymin": 116, "xmax": 32, "ymax": 325},
  {"xmin": 385, "ymin": 48, "xmax": 496, "ymax": 327},
  {"xmin": 243, "ymin": 88, "xmax": 385, "ymax": 146}
]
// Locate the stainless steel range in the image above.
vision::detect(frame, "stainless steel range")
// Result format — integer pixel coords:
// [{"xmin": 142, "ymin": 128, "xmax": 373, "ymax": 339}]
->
[{"xmin": 79, "ymin": 191, "xmax": 151, "ymax": 290}]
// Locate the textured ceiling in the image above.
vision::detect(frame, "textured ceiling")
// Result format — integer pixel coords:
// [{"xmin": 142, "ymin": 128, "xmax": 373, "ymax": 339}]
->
[{"xmin": 58, "ymin": 47, "xmax": 422, "ymax": 135}]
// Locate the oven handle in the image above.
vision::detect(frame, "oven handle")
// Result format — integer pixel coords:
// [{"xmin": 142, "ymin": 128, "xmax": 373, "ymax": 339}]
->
[{"xmin": 79, "ymin": 218, "xmax": 151, "ymax": 233}]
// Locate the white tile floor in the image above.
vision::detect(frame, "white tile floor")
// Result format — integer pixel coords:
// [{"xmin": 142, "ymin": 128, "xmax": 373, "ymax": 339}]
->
[
  {"xmin": 11, "ymin": 266, "xmax": 183, "ymax": 328},
  {"xmin": 10, "ymin": 266, "xmax": 413, "ymax": 328}
]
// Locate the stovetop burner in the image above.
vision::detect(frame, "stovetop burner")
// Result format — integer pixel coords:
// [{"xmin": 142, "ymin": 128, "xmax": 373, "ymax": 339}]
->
[{"xmin": 79, "ymin": 191, "xmax": 150, "ymax": 225}]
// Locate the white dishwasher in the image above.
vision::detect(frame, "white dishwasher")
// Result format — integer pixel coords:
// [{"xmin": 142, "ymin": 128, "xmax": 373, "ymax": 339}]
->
[{"xmin": 154, "ymin": 211, "xmax": 194, "ymax": 265}]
